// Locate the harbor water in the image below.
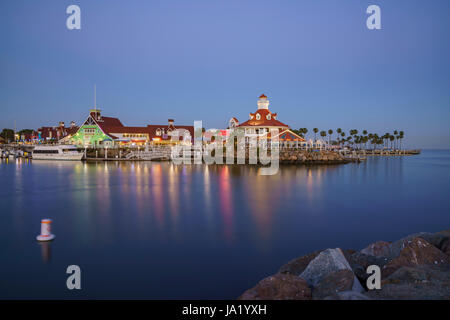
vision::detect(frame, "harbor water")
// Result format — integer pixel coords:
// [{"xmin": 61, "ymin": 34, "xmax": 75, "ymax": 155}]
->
[{"xmin": 1, "ymin": 150, "xmax": 450, "ymax": 299}]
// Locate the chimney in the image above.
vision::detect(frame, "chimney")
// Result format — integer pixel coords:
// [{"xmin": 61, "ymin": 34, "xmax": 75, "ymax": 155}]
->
[
  {"xmin": 59, "ymin": 121, "xmax": 65, "ymax": 128},
  {"xmin": 168, "ymin": 119, "xmax": 174, "ymax": 125},
  {"xmin": 70, "ymin": 121, "xmax": 76, "ymax": 128}
]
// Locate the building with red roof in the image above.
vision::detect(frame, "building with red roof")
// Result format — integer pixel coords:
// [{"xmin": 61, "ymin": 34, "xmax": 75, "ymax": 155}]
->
[
  {"xmin": 69, "ymin": 109, "xmax": 194, "ymax": 147},
  {"xmin": 36, "ymin": 121, "xmax": 79, "ymax": 143},
  {"xmin": 228, "ymin": 94, "xmax": 305, "ymax": 147}
]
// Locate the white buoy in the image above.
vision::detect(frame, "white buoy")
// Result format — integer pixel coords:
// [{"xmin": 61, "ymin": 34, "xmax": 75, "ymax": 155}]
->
[{"xmin": 36, "ymin": 219, "xmax": 55, "ymax": 241}]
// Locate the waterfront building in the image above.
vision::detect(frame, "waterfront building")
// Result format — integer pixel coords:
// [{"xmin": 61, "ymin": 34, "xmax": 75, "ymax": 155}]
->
[
  {"xmin": 306, "ymin": 138, "xmax": 327, "ymax": 150},
  {"xmin": 229, "ymin": 94, "xmax": 306, "ymax": 148},
  {"xmin": 70, "ymin": 109, "xmax": 194, "ymax": 147},
  {"xmin": 37, "ymin": 121, "xmax": 79, "ymax": 143}
]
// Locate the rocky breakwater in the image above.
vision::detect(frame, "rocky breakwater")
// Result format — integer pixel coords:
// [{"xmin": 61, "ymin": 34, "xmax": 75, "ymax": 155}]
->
[
  {"xmin": 238, "ymin": 229, "xmax": 450, "ymax": 300},
  {"xmin": 279, "ymin": 150, "xmax": 349, "ymax": 164}
]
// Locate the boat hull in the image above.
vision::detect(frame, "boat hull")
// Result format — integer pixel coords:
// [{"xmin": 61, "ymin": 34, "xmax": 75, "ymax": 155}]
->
[{"xmin": 32, "ymin": 154, "xmax": 84, "ymax": 161}]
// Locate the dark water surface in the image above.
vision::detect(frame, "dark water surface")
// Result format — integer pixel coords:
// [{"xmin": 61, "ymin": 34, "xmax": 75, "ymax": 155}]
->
[{"xmin": 1, "ymin": 150, "xmax": 450, "ymax": 299}]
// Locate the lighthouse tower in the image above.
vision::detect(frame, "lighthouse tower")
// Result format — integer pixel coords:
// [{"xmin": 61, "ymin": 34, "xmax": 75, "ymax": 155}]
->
[{"xmin": 257, "ymin": 94, "xmax": 270, "ymax": 110}]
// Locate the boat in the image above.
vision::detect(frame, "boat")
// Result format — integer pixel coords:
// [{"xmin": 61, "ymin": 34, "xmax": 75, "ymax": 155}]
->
[{"xmin": 32, "ymin": 145, "xmax": 84, "ymax": 161}]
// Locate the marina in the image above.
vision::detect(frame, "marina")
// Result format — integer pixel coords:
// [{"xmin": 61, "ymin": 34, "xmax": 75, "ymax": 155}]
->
[{"xmin": 1, "ymin": 0, "xmax": 448, "ymax": 304}]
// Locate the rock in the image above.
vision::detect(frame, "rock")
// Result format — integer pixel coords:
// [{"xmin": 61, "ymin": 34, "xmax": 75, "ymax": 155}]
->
[
  {"xmin": 299, "ymin": 248, "xmax": 364, "ymax": 292},
  {"xmin": 361, "ymin": 241, "xmax": 391, "ymax": 258},
  {"xmin": 345, "ymin": 252, "xmax": 391, "ymax": 288},
  {"xmin": 383, "ymin": 266, "xmax": 431, "ymax": 284},
  {"xmin": 312, "ymin": 269, "xmax": 355, "ymax": 300},
  {"xmin": 437, "ymin": 229, "xmax": 450, "ymax": 237},
  {"xmin": 382, "ymin": 237, "xmax": 450, "ymax": 277},
  {"xmin": 389, "ymin": 233, "xmax": 447, "ymax": 258},
  {"xmin": 238, "ymin": 273, "xmax": 311, "ymax": 300},
  {"xmin": 440, "ymin": 238, "xmax": 450, "ymax": 255},
  {"xmin": 324, "ymin": 290, "xmax": 372, "ymax": 300},
  {"xmin": 366, "ymin": 266, "xmax": 450, "ymax": 300},
  {"xmin": 279, "ymin": 250, "xmax": 322, "ymax": 275},
  {"xmin": 348, "ymin": 252, "xmax": 390, "ymax": 269}
]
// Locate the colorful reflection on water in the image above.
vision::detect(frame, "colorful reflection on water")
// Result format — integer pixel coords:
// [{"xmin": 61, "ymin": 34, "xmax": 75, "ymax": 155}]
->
[{"xmin": 1, "ymin": 150, "xmax": 449, "ymax": 298}]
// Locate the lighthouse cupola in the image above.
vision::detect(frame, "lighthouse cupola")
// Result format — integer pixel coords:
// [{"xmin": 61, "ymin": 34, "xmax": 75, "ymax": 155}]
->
[{"xmin": 257, "ymin": 94, "xmax": 269, "ymax": 110}]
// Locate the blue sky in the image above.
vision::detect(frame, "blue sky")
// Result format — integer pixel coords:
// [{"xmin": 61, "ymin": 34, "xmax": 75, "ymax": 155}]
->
[{"xmin": 1, "ymin": 0, "xmax": 449, "ymax": 148}]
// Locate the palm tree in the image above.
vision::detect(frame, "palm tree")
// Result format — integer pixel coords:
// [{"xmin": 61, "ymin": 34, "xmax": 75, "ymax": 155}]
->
[
  {"xmin": 384, "ymin": 133, "xmax": 390, "ymax": 149},
  {"xmin": 320, "ymin": 131, "xmax": 326, "ymax": 148},
  {"xmin": 340, "ymin": 132, "xmax": 346, "ymax": 147},
  {"xmin": 313, "ymin": 128, "xmax": 318, "ymax": 142},
  {"xmin": 389, "ymin": 135, "xmax": 395, "ymax": 149},
  {"xmin": 328, "ymin": 129, "xmax": 333, "ymax": 146},
  {"xmin": 362, "ymin": 136, "xmax": 369, "ymax": 150},
  {"xmin": 371, "ymin": 134, "xmax": 379, "ymax": 150},
  {"xmin": 399, "ymin": 131, "xmax": 404, "ymax": 150},
  {"xmin": 353, "ymin": 130, "xmax": 358, "ymax": 145},
  {"xmin": 393, "ymin": 130, "xmax": 398, "ymax": 150}
]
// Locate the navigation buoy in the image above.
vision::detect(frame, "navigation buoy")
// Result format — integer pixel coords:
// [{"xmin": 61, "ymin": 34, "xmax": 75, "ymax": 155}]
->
[{"xmin": 36, "ymin": 219, "xmax": 55, "ymax": 241}]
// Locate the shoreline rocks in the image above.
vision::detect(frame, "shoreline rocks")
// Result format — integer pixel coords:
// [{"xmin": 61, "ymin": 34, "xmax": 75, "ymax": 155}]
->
[
  {"xmin": 238, "ymin": 229, "xmax": 450, "ymax": 300},
  {"xmin": 278, "ymin": 150, "xmax": 349, "ymax": 164}
]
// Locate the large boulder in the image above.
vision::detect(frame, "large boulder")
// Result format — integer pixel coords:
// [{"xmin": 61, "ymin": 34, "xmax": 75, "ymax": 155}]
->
[
  {"xmin": 346, "ymin": 252, "xmax": 391, "ymax": 287},
  {"xmin": 440, "ymin": 238, "xmax": 450, "ymax": 256},
  {"xmin": 437, "ymin": 229, "xmax": 450, "ymax": 237},
  {"xmin": 366, "ymin": 265, "xmax": 450, "ymax": 300},
  {"xmin": 238, "ymin": 273, "xmax": 311, "ymax": 300},
  {"xmin": 279, "ymin": 250, "xmax": 323, "ymax": 275},
  {"xmin": 389, "ymin": 233, "xmax": 448, "ymax": 258},
  {"xmin": 312, "ymin": 269, "xmax": 356, "ymax": 300},
  {"xmin": 382, "ymin": 237, "xmax": 450, "ymax": 277},
  {"xmin": 299, "ymin": 248, "xmax": 364, "ymax": 292},
  {"xmin": 360, "ymin": 241, "xmax": 391, "ymax": 258},
  {"xmin": 361, "ymin": 232, "xmax": 450, "ymax": 259}
]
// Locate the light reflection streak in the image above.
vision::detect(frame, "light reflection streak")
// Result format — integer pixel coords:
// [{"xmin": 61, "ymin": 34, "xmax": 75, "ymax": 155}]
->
[
  {"xmin": 168, "ymin": 164, "xmax": 180, "ymax": 224},
  {"xmin": 151, "ymin": 164, "xmax": 164, "ymax": 228},
  {"xmin": 218, "ymin": 166, "xmax": 234, "ymax": 242}
]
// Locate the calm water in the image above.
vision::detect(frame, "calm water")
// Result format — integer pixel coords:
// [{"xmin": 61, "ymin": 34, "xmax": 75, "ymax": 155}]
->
[{"xmin": 1, "ymin": 150, "xmax": 450, "ymax": 299}]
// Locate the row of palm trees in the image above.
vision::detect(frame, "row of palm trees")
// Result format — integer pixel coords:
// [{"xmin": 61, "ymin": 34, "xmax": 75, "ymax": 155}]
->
[{"xmin": 293, "ymin": 128, "xmax": 405, "ymax": 150}]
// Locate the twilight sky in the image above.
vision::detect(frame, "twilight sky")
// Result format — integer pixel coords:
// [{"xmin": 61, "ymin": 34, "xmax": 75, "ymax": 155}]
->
[{"xmin": 1, "ymin": 0, "xmax": 449, "ymax": 148}]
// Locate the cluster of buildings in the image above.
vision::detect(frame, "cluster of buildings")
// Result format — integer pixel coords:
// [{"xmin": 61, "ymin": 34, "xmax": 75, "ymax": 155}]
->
[{"xmin": 9, "ymin": 94, "xmax": 309, "ymax": 148}]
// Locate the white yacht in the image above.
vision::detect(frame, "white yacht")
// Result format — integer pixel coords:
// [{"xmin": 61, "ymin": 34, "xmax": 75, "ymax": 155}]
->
[{"xmin": 32, "ymin": 145, "xmax": 84, "ymax": 161}]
